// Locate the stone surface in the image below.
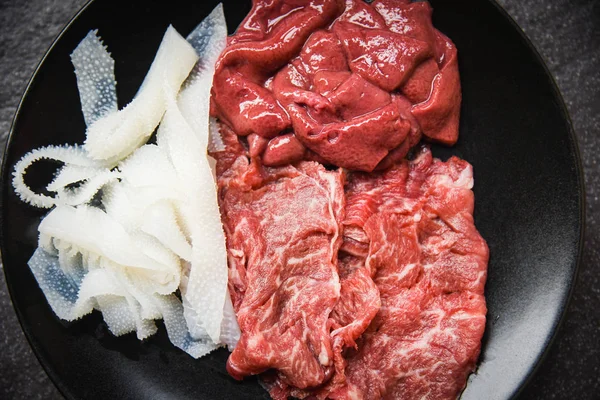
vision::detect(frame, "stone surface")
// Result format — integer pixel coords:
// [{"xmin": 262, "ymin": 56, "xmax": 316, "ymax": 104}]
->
[{"xmin": 0, "ymin": 0, "xmax": 598, "ymax": 399}]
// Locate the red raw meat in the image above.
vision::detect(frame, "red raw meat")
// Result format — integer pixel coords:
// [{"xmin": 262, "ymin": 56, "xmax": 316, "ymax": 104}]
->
[
  {"xmin": 276, "ymin": 252, "xmax": 381, "ymax": 400},
  {"xmin": 327, "ymin": 147, "xmax": 488, "ymax": 399},
  {"xmin": 212, "ymin": 124, "xmax": 487, "ymax": 398},
  {"xmin": 211, "ymin": 0, "xmax": 463, "ymax": 171},
  {"xmin": 212, "ymin": 126, "xmax": 383, "ymax": 399},
  {"xmin": 213, "ymin": 136, "xmax": 347, "ymax": 390}
]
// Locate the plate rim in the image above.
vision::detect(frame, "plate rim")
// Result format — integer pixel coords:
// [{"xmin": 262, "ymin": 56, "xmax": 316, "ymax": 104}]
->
[
  {"xmin": 0, "ymin": 0, "xmax": 586, "ymax": 399},
  {"xmin": 482, "ymin": 1, "xmax": 586, "ymax": 398}
]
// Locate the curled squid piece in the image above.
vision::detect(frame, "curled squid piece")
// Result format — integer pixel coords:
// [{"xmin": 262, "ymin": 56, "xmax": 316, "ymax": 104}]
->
[
  {"xmin": 51, "ymin": 168, "xmax": 121, "ymax": 207},
  {"xmin": 12, "ymin": 145, "xmax": 114, "ymax": 209}
]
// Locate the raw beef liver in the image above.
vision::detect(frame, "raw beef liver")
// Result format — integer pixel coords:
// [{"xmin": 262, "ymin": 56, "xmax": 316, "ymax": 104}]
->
[{"xmin": 211, "ymin": 0, "xmax": 462, "ymax": 171}]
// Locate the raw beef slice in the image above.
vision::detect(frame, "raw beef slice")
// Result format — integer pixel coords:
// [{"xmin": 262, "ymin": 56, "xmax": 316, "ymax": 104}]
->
[
  {"xmin": 328, "ymin": 147, "xmax": 488, "ymax": 400},
  {"xmin": 280, "ymin": 252, "xmax": 381, "ymax": 400},
  {"xmin": 215, "ymin": 144, "xmax": 348, "ymax": 390}
]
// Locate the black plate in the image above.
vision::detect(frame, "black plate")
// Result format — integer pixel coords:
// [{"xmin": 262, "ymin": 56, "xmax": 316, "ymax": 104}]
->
[{"xmin": 0, "ymin": 0, "xmax": 584, "ymax": 399}]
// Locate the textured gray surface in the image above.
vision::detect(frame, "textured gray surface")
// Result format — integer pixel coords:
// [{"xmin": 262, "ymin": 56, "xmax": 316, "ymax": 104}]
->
[{"xmin": 0, "ymin": 0, "xmax": 598, "ymax": 399}]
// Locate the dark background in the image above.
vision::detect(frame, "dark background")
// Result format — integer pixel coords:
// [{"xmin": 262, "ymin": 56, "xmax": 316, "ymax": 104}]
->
[{"xmin": 0, "ymin": 0, "xmax": 598, "ymax": 399}]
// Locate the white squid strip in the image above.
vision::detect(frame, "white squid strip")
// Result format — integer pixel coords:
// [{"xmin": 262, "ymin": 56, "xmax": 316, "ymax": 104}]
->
[
  {"xmin": 117, "ymin": 145, "xmax": 184, "ymax": 196},
  {"xmin": 39, "ymin": 205, "xmax": 179, "ymax": 282},
  {"xmin": 220, "ymin": 291, "xmax": 241, "ymax": 349},
  {"xmin": 156, "ymin": 4, "xmax": 230, "ymax": 345},
  {"xmin": 46, "ymin": 165, "xmax": 106, "ymax": 192},
  {"xmin": 140, "ymin": 201, "xmax": 193, "ymax": 262},
  {"xmin": 28, "ymin": 248, "xmax": 112, "ymax": 321},
  {"xmin": 157, "ymin": 103, "xmax": 228, "ymax": 344},
  {"xmin": 156, "ymin": 294, "xmax": 219, "ymax": 358},
  {"xmin": 95, "ymin": 295, "xmax": 138, "ymax": 336},
  {"xmin": 180, "ymin": 4, "xmax": 228, "ymax": 148},
  {"xmin": 30, "ymin": 246, "xmax": 161, "ymax": 339},
  {"xmin": 71, "ymin": 30, "xmax": 118, "ymax": 127},
  {"xmin": 184, "ymin": 4, "xmax": 239, "ymax": 348},
  {"xmin": 84, "ymin": 26, "xmax": 199, "ymax": 161},
  {"xmin": 53, "ymin": 169, "xmax": 120, "ymax": 207}
]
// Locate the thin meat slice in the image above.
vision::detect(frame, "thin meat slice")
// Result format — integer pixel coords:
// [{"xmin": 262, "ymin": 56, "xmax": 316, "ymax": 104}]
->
[
  {"xmin": 321, "ymin": 253, "xmax": 381, "ymax": 398},
  {"xmin": 330, "ymin": 253, "xmax": 381, "ymax": 363},
  {"xmin": 329, "ymin": 147, "xmax": 488, "ymax": 400},
  {"xmin": 216, "ymin": 149, "xmax": 346, "ymax": 391},
  {"xmin": 281, "ymin": 252, "xmax": 381, "ymax": 400}
]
